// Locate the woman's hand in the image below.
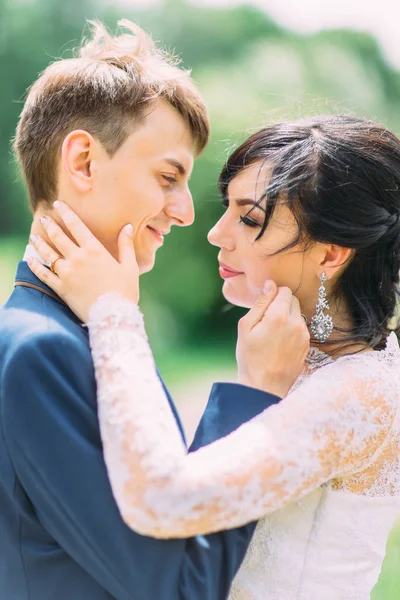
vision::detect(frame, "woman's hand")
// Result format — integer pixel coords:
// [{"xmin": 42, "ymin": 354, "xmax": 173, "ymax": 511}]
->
[
  {"xmin": 27, "ymin": 201, "xmax": 139, "ymax": 322},
  {"xmin": 236, "ymin": 281, "xmax": 310, "ymax": 398}
]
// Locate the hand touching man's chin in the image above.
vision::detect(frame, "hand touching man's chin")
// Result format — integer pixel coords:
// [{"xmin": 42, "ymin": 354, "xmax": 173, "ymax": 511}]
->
[{"xmin": 135, "ymin": 224, "xmax": 168, "ymax": 274}]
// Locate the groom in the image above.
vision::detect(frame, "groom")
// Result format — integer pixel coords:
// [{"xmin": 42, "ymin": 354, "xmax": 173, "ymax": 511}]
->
[{"xmin": 0, "ymin": 21, "xmax": 303, "ymax": 600}]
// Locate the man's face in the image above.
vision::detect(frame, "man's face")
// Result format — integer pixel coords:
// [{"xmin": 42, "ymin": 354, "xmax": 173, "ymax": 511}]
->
[{"xmin": 73, "ymin": 100, "xmax": 196, "ymax": 273}]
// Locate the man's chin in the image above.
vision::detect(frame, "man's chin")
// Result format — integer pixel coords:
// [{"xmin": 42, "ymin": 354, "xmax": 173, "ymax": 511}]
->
[{"xmin": 137, "ymin": 254, "xmax": 157, "ymax": 275}]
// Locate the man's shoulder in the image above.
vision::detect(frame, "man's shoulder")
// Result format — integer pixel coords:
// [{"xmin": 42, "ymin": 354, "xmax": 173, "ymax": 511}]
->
[
  {"xmin": 0, "ymin": 293, "xmax": 96, "ymax": 436},
  {"xmin": 0, "ymin": 291, "xmax": 92, "ymax": 377}
]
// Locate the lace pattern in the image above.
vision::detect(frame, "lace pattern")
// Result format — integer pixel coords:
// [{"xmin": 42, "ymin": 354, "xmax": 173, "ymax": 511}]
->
[{"xmin": 88, "ymin": 294, "xmax": 400, "ymax": 541}]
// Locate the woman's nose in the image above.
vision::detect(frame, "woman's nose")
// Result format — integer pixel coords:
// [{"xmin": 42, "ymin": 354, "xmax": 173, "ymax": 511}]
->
[{"xmin": 208, "ymin": 216, "xmax": 235, "ymax": 250}]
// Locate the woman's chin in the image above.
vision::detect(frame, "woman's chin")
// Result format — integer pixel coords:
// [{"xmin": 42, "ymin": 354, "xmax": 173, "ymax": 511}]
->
[{"xmin": 221, "ymin": 280, "xmax": 252, "ymax": 309}]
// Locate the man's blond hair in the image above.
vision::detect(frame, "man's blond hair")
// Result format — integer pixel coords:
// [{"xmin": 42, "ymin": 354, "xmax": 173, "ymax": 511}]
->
[{"xmin": 13, "ymin": 20, "xmax": 209, "ymax": 211}]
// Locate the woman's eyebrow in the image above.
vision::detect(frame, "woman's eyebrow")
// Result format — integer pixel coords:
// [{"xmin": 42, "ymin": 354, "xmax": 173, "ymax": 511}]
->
[{"xmin": 235, "ymin": 198, "xmax": 266, "ymax": 212}]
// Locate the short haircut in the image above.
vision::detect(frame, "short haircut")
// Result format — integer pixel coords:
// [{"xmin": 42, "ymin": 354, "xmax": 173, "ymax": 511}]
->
[{"xmin": 13, "ymin": 19, "xmax": 209, "ymax": 211}]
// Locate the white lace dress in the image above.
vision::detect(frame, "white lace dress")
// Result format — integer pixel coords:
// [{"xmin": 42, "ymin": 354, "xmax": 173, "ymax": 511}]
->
[{"xmin": 88, "ymin": 294, "xmax": 400, "ymax": 600}]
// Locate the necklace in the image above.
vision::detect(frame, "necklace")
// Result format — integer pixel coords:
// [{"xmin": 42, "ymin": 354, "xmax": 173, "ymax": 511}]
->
[{"xmin": 305, "ymin": 346, "xmax": 333, "ymax": 366}]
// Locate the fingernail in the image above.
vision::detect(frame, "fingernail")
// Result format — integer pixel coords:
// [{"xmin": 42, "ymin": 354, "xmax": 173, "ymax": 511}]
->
[
  {"xmin": 124, "ymin": 224, "xmax": 133, "ymax": 238},
  {"xmin": 53, "ymin": 201, "xmax": 61, "ymax": 209},
  {"xmin": 40, "ymin": 216, "xmax": 48, "ymax": 225},
  {"xmin": 26, "ymin": 256, "xmax": 33, "ymax": 265},
  {"xmin": 263, "ymin": 281, "xmax": 272, "ymax": 294},
  {"xmin": 30, "ymin": 235, "xmax": 38, "ymax": 244}
]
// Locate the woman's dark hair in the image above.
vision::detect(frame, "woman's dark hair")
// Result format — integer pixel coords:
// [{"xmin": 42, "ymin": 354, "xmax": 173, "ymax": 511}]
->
[{"xmin": 219, "ymin": 115, "xmax": 400, "ymax": 349}]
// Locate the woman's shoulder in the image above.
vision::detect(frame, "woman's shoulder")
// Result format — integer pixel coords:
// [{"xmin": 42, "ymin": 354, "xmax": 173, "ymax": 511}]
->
[
  {"xmin": 290, "ymin": 334, "xmax": 400, "ymax": 424},
  {"xmin": 333, "ymin": 332, "xmax": 400, "ymax": 398},
  {"xmin": 307, "ymin": 333, "xmax": 400, "ymax": 383},
  {"xmin": 336, "ymin": 332, "xmax": 400, "ymax": 368},
  {"xmin": 316, "ymin": 338, "xmax": 399, "ymax": 435}
]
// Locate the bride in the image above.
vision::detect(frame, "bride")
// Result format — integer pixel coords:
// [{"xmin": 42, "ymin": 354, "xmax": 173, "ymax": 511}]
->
[{"xmin": 28, "ymin": 115, "xmax": 400, "ymax": 599}]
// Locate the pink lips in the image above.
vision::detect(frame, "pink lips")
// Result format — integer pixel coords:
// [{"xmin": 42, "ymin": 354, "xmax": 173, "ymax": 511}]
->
[{"xmin": 218, "ymin": 261, "xmax": 244, "ymax": 280}]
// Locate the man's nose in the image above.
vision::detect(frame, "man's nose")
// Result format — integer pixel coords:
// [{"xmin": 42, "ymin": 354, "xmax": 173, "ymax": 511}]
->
[{"xmin": 167, "ymin": 189, "xmax": 195, "ymax": 227}]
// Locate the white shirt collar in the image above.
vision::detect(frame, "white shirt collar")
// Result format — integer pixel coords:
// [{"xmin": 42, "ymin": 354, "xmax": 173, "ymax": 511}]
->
[{"xmin": 23, "ymin": 244, "xmax": 50, "ymax": 267}]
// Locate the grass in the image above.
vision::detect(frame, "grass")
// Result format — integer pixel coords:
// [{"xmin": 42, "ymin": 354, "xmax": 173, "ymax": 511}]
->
[{"xmin": 372, "ymin": 523, "xmax": 400, "ymax": 598}]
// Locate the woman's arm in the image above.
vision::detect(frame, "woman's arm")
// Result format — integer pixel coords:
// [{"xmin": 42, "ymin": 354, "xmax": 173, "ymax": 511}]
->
[{"xmin": 90, "ymin": 293, "xmax": 396, "ymax": 539}]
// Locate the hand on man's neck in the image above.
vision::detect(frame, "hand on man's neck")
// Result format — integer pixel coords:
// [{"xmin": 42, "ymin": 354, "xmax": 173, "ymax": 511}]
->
[{"xmin": 30, "ymin": 208, "xmax": 73, "ymax": 255}]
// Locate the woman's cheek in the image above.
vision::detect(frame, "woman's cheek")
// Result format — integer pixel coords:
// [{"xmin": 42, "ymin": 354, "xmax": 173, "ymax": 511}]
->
[{"xmin": 246, "ymin": 263, "xmax": 268, "ymax": 296}]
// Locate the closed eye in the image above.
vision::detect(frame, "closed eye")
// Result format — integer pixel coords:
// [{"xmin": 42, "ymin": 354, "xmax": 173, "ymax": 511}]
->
[
  {"xmin": 162, "ymin": 175, "xmax": 178, "ymax": 185},
  {"xmin": 222, "ymin": 197, "xmax": 262, "ymax": 227},
  {"xmin": 239, "ymin": 215, "xmax": 261, "ymax": 228}
]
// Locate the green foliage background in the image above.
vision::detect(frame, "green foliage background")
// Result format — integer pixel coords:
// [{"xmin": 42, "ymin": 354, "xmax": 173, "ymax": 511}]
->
[{"xmin": 1, "ymin": 0, "xmax": 400, "ymax": 595}]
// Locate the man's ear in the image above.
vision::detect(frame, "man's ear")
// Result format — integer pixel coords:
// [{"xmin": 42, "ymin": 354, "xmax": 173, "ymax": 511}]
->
[
  {"xmin": 320, "ymin": 244, "xmax": 353, "ymax": 280},
  {"xmin": 61, "ymin": 130, "xmax": 96, "ymax": 194}
]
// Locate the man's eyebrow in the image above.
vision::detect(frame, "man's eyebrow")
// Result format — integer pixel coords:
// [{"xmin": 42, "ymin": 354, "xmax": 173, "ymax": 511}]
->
[
  {"xmin": 235, "ymin": 198, "xmax": 266, "ymax": 212},
  {"xmin": 164, "ymin": 158, "xmax": 187, "ymax": 176}
]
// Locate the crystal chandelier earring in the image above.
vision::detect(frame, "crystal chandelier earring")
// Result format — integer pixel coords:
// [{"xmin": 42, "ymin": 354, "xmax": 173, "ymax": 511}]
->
[{"xmin": 310, "ymin": 272, "xmax": 333, "ymax": 343}]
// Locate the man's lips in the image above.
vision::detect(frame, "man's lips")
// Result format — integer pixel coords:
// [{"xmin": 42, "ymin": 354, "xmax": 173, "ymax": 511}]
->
[
  {"xmin": 147, "ymin": 226, "xmax": 170, "ymax": 245},
  {"xmin": 218, "ymin": 261, "xmax": 244, "ymax": 279}
]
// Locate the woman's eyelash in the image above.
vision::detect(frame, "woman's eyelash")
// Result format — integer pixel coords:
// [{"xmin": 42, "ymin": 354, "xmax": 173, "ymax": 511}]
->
[
  {"xmin": 222, "ymin": 198, "xmax": 261, "ymax": 227},
  {"xmin": 239, "ymin": 215, "xmax": 261, "ymax": 228}
]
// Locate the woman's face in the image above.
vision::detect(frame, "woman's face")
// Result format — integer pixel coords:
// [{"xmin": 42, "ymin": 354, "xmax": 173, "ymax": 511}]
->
[{"xmin": 208, "ymin": 161, "xmax": 322, "ymax": 314}]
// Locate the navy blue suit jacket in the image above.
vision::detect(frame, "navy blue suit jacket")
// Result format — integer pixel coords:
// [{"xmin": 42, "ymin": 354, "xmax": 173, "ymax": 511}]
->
[{"xmin": 0, "ymin": 262, "xmax": 281, "ymax": 600}]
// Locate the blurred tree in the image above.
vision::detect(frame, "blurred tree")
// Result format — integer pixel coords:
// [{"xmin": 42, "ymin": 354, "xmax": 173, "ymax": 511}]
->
[{"xmin": 0, "ymin": 0, "xmax": 98, "ymax": 235}]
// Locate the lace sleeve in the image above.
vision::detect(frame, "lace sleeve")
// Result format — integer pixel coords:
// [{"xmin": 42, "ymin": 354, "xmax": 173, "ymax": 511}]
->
[{"xmin": 89, "ymin": 294, "xmax": 397, "ymax": 539}]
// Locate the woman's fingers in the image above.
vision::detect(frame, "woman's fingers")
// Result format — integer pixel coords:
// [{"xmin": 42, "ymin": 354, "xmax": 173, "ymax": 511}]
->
[
  {"xmin": 289, "ymin": 294, "xmax": 301, "ymax": 315},
  {"xmin": 239, "ymin": 280, "xmax": 278, "ymax": 330},
  {"xmin": 262, "ymin": 286, "xmax": 293, "ymax": 324},
  {"xmin": 237, "ymin": 285, "xmax": 310, "ymax": 398},
  {"xmin": 26, "ymin": 257, "xmax": 62, "ymax": 294},
  {"xmin": 53, "ymin": 201, "xmax": 98, "ymax": 248},
  {"xmin": 38, "ymin": 215, "xmax": 78, "ymax": 258},
  {"xmin": 289, "ymin": 296, "xmax": 309, "ymax": 330},
  {"xmin": 30, "ymin": 234, "xmax": 64, "ymax": 269},
  {"xmin": 117, "ymin": 224, "xmax": 136, "ymax": 266}
]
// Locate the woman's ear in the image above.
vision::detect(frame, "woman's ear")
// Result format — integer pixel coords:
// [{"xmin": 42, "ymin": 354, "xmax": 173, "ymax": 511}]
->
[
  {"xmin": 319, "ymin": 244, "xmax": 353, "ymax": 280},
  {"xmin": 61, "ymin": 130, "xmax": 96, "ymax": 194}
]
